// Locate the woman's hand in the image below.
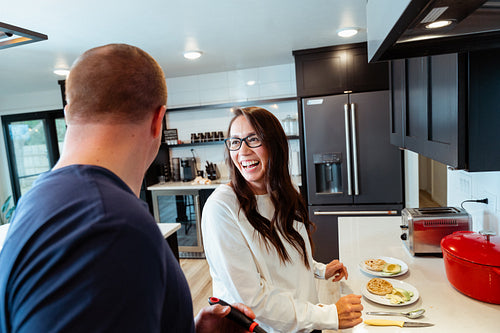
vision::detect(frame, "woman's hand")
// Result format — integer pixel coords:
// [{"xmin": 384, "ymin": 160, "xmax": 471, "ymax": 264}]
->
[
  {"xmin": 325, "ymin": 259, "xmax": 348, "ymax": 282},
  {"xmin": 335, "ymin": 294, "xmax": 363, "ymax": 328},
  {"xmin": 194, "ymin": 302, "xmax": 256, "ymax": 333}
]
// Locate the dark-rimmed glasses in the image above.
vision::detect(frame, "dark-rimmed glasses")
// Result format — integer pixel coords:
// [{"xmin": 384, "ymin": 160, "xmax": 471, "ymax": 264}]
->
[{"xmin": 224, "ymin": 134, "xmax": 263, "ymax": 151}]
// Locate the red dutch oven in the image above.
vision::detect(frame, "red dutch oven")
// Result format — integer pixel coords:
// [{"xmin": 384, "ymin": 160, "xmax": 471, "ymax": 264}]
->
[{"xmin": 441, "ymin": 230, "xmax": 500, "ymax": 304}]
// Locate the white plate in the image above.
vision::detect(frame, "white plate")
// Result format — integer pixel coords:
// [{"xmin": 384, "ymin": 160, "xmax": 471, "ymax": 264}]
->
[
  {"xmin": 362, "ymin": 279, "xmax": 419, "ymax": 307},
  {"xmin": 359, "ymin": 256, "xmax": 408, "ymax": 277}
]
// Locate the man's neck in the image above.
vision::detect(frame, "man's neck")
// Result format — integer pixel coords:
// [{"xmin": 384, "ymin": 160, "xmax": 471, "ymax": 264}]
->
[{"xmin": 54, "ymin": 122, "xmax": 153, "ymax": 196}]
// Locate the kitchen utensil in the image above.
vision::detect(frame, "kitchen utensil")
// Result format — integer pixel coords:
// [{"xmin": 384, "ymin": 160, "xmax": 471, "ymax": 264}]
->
[
  {"xmin": 441, "ymin": 230, "xmax": 500, "ymax": 304},
  {"xmin": 208, "ymin": 297, "xmax": 267, "ymax": 333},
  {"xmin": 364, "ymin": 319, "xmax": 434, "ymax": 327},
  {"xmin": 362, "ymin": 279, "xmax": 419, "ymax": 306},
  {"xmin": 366, "ymin": 308, "xmax": 425, "ymax": 319},
  {"xmin": 359, "ymin": 256, "xmax": 408, "ymax": 277}
]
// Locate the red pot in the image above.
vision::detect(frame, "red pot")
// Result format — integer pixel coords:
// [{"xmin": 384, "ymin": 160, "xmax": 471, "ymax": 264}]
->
[{"xmin": 441, "ymin": 230, "xmax": 500, "ymax": 304}]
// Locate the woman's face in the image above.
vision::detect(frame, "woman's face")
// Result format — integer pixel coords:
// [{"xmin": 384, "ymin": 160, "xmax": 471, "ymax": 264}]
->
[{"xmin": 229, "ymin": 115, "xmax": 269, "ymax": 194}]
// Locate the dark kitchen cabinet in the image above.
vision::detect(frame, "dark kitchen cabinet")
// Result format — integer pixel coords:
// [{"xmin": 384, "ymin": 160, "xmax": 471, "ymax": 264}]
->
[
  {"xmin": 293, "ymin": 43, "xmax": 389, "ymax": 97},
  {"xmin": 390, "ymin": 50, "xmax": 500, "ymax": 171}
]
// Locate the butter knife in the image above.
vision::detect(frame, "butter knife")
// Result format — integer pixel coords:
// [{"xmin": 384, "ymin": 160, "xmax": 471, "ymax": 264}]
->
[{"xmin": 365, "ymin": 319, "xmax": 434, "ymax": 327}]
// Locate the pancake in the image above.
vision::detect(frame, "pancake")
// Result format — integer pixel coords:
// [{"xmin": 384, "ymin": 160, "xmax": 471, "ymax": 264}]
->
[
  {"xmin": 367, "ymin": 278, "xmax": 394, "ymax": 296},
  {"xmin": 364, "ymin": 258, "xmax": 387, "ymax": 272}
]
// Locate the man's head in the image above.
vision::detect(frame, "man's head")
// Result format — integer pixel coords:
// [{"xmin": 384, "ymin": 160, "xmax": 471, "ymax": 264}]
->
[{"xmin": 65, "ymin": 43, "xmax": 167, "ymax": 124}]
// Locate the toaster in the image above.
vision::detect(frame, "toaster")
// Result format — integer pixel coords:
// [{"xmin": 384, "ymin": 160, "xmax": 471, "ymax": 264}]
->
[{"xmin": 401, "ymin": 207, "xmax": 472, "ymax": 255}]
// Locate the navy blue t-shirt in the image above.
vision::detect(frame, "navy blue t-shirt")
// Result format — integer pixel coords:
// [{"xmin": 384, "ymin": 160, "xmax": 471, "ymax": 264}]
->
[{"xmin": 0, "ymin": 165, "xmax": 194, "ymax": 332}]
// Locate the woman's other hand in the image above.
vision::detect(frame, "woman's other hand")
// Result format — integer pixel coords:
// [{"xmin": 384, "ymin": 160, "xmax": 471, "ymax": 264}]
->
[
  {"xmin": 335, "ymin": 294, "xmax": 363, "ymax": 329},
  {"xmin": 325, "ymin": 259, "xmax": 348, "ymax": 282},
  {"xmin": 194, "ymin": 302, "xmax": 256, "ymax": 333}
]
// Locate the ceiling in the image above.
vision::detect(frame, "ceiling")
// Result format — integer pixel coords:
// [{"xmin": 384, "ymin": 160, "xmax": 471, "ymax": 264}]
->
[{"xmin": 0, "ymin": 0, "xmax": 367, "ymax": 98}]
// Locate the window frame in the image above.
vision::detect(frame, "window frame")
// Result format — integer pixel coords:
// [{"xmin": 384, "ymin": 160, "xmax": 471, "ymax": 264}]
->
[{"xmin": 2, "ymin": 109, "xmax": 64, "ymax": 202}]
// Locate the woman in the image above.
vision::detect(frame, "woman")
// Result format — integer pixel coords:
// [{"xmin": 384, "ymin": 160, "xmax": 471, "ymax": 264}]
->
[{"xmin": 201, "ymin": 107, "xmax": 363, "ymax": 333}]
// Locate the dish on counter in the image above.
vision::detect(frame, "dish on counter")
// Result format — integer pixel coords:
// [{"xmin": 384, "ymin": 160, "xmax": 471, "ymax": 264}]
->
[
  {"xmin": 362, "ymin": 278, "xmax": 419, "ymax": 307},
  {"xmin": 359, "ymin": 256, "xmax": 408, "ymax": 277}
]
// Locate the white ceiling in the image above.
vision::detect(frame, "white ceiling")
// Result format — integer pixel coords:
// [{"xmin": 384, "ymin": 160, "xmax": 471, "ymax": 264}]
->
[{"xmin": 0, "ymin": 0, "xmax": 368, "ymax": 98}]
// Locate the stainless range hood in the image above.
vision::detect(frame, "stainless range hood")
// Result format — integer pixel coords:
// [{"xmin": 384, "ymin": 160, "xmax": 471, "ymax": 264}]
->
[{"xmin": 367, "ymin": 0, "xmax": 500, "ymax": 62}]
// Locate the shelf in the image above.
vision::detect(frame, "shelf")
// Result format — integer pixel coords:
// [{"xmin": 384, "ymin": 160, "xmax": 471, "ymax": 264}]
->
[
  {"xmin": 163, "ymin": 141, "xmax": 224, "ymax": 148},
  {"xmin": 166, "ymin": 96, "xmax": 298, "ymax": 112},
  {"xmin": 163, "ymin": 135, "xmax": 299, "ymax": 148}
]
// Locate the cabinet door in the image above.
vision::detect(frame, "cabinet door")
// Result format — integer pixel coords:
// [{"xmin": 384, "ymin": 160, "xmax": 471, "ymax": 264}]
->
[
  {"xmin": 389, "ymin": 59, "xmax": 405, "ymax": 147},
  {"xmin": 294, "ymin": 50, "xmax": 347, "ymax": 97},
  {"xmin": 404, "ymin": 57, "xmax": 428, "ymax": 153},
  {"xmin": 347, "ymin": 47, "xmax": 389, "ymax": 92},
  {"xmin": 425, "ymin": 54, "xmax": 463, "ymax": 167}
]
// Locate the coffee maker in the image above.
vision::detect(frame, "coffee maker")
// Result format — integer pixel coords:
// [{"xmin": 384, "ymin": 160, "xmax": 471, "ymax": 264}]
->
[{"xmin": 180, "ymin": 158, "xmax": 196, "ymax": 182}]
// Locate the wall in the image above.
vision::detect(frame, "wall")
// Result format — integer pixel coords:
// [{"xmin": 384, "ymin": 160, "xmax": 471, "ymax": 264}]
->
[
  {"xmin": 448, "ymin": 169, "xmax": 500, "ymax": 234},
  {"xmin": 0, "ymin": 63, "xmax": 297, "ymax": 198},
  {"xmin": 163, "ymin": 63, "xmax": 298, "ymax": 178}
]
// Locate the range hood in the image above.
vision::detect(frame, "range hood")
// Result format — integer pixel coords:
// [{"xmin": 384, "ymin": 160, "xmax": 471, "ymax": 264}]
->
[{"xmin": 367, "ymin": 0, "xmax": 500, "ymax": 62}]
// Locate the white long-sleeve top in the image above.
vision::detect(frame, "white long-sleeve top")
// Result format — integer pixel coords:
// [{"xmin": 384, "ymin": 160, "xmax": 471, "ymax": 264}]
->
[{"xmin": 201, "ymin": 185, "xmax": 339, "ymax": 333}]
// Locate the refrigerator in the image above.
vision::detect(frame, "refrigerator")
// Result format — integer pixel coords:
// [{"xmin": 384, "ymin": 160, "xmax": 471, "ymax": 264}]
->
[{"xmin": 302, "ymin": 90, "xmax": 403, "ymax": 262}]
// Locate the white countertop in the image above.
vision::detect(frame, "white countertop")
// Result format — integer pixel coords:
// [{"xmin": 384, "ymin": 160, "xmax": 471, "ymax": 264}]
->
[
  {"xmin": 332, "ymin": 216, "xmax": 499, "ymax": 333},
  {"xmin": 156, "ymin": 222, "xmax": 181, "ymax": 238},
  {"xmin": 147, "ymin": 179, "xmax": 229, "ymax": 191}
]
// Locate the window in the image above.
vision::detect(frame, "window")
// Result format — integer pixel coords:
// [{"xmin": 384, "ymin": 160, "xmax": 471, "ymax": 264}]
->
[{"xmin": 2, "ymin": 110, "xmax": 65, "ymax": 202}]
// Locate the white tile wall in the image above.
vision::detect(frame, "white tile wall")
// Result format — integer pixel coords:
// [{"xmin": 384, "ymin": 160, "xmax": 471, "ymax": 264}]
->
[
  {"xmin": 164, "ymin": 63, "xmax": 298, "ymax": 178},
  {"xmin": 448, "ymin": 169, "xmax": 500, "ymax": 234}
]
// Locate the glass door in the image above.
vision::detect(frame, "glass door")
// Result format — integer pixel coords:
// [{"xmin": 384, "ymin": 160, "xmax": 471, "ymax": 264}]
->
[
  {"xmin": 2, "ymin": 110, "xmax": 65, "ymax": 201},
  {"xmin": 151, "ymin": 189, "xmax": 204, "ymax": 257}
]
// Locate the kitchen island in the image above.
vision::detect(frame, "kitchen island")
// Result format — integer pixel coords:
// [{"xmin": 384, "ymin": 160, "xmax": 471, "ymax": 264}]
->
[{"xmin": 326, "ymin": 216, "xmax": 499, "ymax": 332}]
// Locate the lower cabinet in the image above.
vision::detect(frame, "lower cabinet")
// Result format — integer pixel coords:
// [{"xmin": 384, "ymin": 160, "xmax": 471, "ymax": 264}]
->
[{"xmin": 389, "ymin": 49, "xmax": 500, "ymax": 171}]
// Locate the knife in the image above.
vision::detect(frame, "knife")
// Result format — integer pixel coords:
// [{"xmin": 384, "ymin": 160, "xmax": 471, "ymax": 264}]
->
[{"xmin": 365, "ymin": 319, "xmax": 434, "ymax": 327}]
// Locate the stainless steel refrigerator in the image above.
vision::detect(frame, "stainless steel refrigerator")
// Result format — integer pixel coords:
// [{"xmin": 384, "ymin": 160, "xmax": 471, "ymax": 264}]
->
[{"xmin": 302, "ymin": 90, "xmax": 403, "ymax": 262}]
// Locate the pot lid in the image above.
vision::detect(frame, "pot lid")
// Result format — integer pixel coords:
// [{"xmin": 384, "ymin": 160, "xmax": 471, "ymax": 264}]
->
[{"xmin": 441, "ymin": 230, "xmax": 500, "ymax": 267}]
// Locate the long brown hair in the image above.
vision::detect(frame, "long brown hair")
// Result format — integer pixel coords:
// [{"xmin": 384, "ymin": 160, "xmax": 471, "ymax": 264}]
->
[{"xmin": 226, "ymin": 107, "xmax": 314, "ymax": 267}]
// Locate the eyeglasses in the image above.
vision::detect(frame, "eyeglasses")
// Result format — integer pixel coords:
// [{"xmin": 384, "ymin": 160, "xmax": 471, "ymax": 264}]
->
[{"xmin": 224, "ymin": 134, "xmax": 263, "ymax": 151}]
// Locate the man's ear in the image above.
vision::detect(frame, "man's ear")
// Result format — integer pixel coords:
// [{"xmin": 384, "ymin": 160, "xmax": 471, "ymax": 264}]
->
[{"xmin": 151, "ymin": 105, "xmax": 167, "ymax": 138}]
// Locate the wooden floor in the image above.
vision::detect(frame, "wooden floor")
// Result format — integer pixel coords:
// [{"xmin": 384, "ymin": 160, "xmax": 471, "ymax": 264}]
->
[
  {"xmin": 419, "ymin": 190, "xmax": 441, "ymax": 208},
  {"xmin": 180, "ymin": 258, "xmax": 212, "ymax": 317}
]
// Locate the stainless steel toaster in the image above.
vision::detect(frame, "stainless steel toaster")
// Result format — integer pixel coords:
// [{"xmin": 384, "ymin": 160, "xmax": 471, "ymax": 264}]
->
[{"xmin": 401, "ymin": 207, "xmax": 472, "ymax": 255}]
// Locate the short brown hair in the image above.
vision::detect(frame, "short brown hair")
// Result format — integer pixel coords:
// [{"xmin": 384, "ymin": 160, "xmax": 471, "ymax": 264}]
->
[{"xmin": 65, "ymin": 43, "xmax": 167, "ymax": 123}]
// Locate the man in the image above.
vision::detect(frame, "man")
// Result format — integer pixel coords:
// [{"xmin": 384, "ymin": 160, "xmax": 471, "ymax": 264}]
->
[{"xmin": 0, "ymin": 44, "xmax": 254, "ymax": 332}]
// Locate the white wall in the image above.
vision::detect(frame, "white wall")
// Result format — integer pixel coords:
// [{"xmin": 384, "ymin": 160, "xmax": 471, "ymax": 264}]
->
[
  {"xmin": 164, "ymin": 63, "xmax": 298, "ymax": 178},
  {"xmin": 0, "ymin": 63, "xmax": 297, "ymax": 197},
  {"xmin": 448, "ymin": 169, "xmax": 500, "ymax": 234}
]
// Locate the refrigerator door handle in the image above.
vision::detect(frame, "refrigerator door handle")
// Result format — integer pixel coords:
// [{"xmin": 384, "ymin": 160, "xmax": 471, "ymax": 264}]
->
[
  {"xmin": 350, "ymin": 103, "xmax": 359, "ymax": 196},
  {"xmin": 314, "ymin": 210, "xmax": 399, "ymax": 216},
  {"xmin": 344, "ymin": 104, "xmax": 352, "ymax": 196}
]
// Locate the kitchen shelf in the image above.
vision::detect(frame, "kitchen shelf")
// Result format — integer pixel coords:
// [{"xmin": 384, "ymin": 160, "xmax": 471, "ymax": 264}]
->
[{"xmin": 164, "ymin": 135, "xmax": 300, "ymax": 148}]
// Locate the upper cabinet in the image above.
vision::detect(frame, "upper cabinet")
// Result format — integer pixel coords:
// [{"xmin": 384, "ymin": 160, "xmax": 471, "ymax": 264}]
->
[
  {"xmin": 293, "ymin": 43, "xmax": 389, "ymax": 97},
  {"xmin": 390, "ymin": 49, "xmax": 500, "ymax": 171}
]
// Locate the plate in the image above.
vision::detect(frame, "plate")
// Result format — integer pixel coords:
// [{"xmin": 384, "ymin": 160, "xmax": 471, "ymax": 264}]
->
[
  {"xmin": 359, "ymin": 256, "xmax": 408, "ymax": 277},
  {"xmin": 362, "ymin": 278, "xmax": 419, "ymax": 307}
]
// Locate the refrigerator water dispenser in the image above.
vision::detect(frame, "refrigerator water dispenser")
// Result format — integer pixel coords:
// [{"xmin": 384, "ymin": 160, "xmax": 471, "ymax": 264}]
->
[{"xmin": 314, "ymin": 152, "xmax": 342, "ymax": 194}]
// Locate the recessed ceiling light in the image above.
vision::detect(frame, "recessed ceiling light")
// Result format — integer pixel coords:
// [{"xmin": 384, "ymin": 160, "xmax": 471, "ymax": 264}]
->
[
  {"xmin": 246, "ymin": 80, "xmax": 256, "ymax": 86},
  {"xmin": 183, "ymin": 50, "xmax": 202, "ymax": 60},
  {"xmin": 425, "ymin": 20, "xmax": 453, "ymax": 29},
  {"xmin": 337, "ymin": 28, "xmax": 358, "ymax": 38},
  {"xmin": 53, "ymin": 69, "xmax": 70, "ymax": 76}
]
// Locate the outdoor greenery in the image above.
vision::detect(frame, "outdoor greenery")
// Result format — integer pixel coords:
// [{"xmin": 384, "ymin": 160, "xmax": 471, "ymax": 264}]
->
[{"xmin": 1, "ymin": 196, "xmax": 15, "ymax": 225}]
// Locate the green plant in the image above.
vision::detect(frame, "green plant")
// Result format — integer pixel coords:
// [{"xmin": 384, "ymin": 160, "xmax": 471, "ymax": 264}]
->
[{"xmin": 1, "ymin": 195, "xmax": 15, "ymax": 225}]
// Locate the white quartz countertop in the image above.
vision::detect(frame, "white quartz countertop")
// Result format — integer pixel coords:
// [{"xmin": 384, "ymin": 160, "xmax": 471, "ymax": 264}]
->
[
  {"xmin": 147, "ymin": 179, "xmax": 229, "ymax": 191},
  {"xmin": 335, "ymin": 216, "xmax": 499, "ymax": 333},
  {"xmin": 157, "ymin": 223, "xmax": 181, "ymax": 238}
]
